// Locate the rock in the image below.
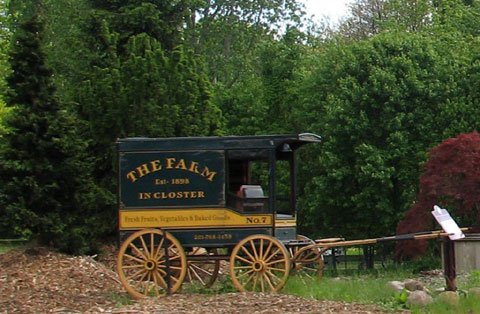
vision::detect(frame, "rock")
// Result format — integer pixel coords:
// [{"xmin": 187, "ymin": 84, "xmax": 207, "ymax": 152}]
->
[
  {"xmin": 404, "ymin": 279, "xmax": 425, "ymax": 291},
  {"xmin": 387, "ymin": 281, "xmax": 405, "ymax": 293},
  {"xmin": 437, "ymin": 291, "xmax": 459, "ymax": 305},
  {"xmin": 468, "ymin": 287, "xmax": 480, "ymax": 298},
  {"xmin": 406, "ymin": 290, "xmax": 433, "ymax": 307}
]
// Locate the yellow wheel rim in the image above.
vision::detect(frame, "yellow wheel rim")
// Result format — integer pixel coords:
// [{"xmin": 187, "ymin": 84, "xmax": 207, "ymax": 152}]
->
[
  {"xmin": 117, "ymin": 229, "xmax": 187, "ymax": 299},
  {"xmin": 230, "ymin": 234, "xmax": 290, "ymax": 292}
]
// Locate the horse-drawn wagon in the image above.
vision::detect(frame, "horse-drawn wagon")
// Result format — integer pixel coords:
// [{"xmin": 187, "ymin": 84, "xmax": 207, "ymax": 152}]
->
[{"xmin": 116, "ymin": 134, "xmax": 325, "ymax": 298}]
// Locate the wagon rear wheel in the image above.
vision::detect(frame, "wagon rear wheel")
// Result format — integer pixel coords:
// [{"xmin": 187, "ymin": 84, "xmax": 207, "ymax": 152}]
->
[
  {"xmin": 290, "ymin": 235, "xmax": 324, "ymax": 281},
  {"xmin": 117, "ymin": 229, "xmax": 187, "ymax": 299},
  {"xmin": 185, "ymin": 247, "xmax": 220, "ymax": 288},
  {"xmin": 230, "ymin": 234, "xmax": 290, "ymax": 292}
]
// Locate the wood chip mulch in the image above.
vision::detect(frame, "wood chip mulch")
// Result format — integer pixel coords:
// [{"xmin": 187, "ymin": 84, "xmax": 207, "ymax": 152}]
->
[
  {"xmin": 0, "ymin": 247, "xmax": 123, "ymax": 313},
  {"xmin": 0, "ymin": 247, "xmax": 403, "ymax": 313}
]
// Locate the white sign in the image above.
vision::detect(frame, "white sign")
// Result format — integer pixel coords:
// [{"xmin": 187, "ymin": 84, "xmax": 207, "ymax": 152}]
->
[{"xmin": 432, "ymin": 205, "xmax": 465, "ymax": 240}]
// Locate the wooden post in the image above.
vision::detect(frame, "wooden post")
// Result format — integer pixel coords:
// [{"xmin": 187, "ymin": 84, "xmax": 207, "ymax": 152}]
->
[{"xmin": 443, "ymin": 238, "xmax": 456, "ymax": 291}]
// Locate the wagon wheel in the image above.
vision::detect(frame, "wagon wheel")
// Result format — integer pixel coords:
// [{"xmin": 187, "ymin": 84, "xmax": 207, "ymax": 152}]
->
[
  {"xmin": 184, "ymin": 247, "xmax": 220, "ymax": 288},
  {"xmin": 117, "ymin": 229, "xmax": 187, "ymax": 299},
  {"xmin": 290, "ymin": 235, "xmax": 325, "ymax": 281},
  {"xmin": 230, "ymin": 234, "xmax": 290, "ymax": 292}
]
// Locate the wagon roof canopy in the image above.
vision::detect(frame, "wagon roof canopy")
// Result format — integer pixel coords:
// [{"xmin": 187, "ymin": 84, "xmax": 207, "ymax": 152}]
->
[{"xmin": 117, "ymin": 133, "xmax": 322, "ymax": 152}]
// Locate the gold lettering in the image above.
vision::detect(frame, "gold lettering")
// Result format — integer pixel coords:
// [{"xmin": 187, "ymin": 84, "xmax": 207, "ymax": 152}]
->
[
  {"xmin": 175, "ymin": 159, "xmax": 187, "ymax": 170},
  {"xmin": 136, "ymin": 163, "xmax": 151, "ymax": 178},
  {"xmin": 150, "ymin": 160, "xmax": 162, "ymax": 172},
  {"xmin": 201, "ymin": 167, "xmax": 217, "ymax": 181},
  {"xmin": 139, "ymin": 190, "xmax": 206, "ymax": 200},
  {"xmin": 166, "ymin": 158, "xmax": 176, "ymax": 169},
  {"xmin": 127, "ymin": 171, "xmax": 137, "ymax": 182},
  {"xmin": 189, "ymin": 161, "xmax": 200, "ymax": 173},
  {"xmin": 139, "ymin": 192, "xmax": 152, "ymax": 199},
  {"xmin": 128, "ymin": 158, "xmax": 217, "ymax": 182}
]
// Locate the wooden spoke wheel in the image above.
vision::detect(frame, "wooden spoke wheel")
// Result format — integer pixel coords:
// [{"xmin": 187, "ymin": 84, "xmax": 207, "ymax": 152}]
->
[
  {"xmin": 290, "ymin": 235, "xmax": 325, "ymax": 281},
  {"xmin": 117, "ymin": 229, "xmax": 187, "ymax": 299},
  {"xmin": 230, "ymin": 234, "xmax": 290, "ymax": 292},
  {"xmin": 184, "ymin": 247, "xmax": 220, "ymax": 288}
]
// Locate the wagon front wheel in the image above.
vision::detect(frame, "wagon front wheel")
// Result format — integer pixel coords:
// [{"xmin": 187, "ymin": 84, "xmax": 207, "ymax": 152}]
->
[
  {"xmin": 117, "ymin": 229, "xmax": 187, "ymax": 299},
  {"xmin": 230, "ymin": 234, "xmax": 290, "ymax": 292}
]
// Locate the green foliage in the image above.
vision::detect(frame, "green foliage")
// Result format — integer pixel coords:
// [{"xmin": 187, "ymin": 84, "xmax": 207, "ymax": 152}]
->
[
  {"xmin": 394, "ymin": 289, "xmax": 409, "ymax": 305},
  {"xmin": 0, "ymin": 0, "xmax": 12, "ymax": 134},
  {"xmin": 297, "ymin": 30, "xmax": 477, "ymax": 240},
  {"xmin": 182, "ymin": 276, "xmax": 237, "ymax": 295},
  {"xmin": 0, "ymin": 4, "xmax": 104, "ymax": 254},
  {"xmin": 0, "ymin": 0, "xmax": 10, "ymax": 92},
  {"xmin": 188, "ymin": 0, "xmax": 305, "ymax": 86},
  {"xmin": 109, "ymin": 292, "xmax": 134, "ymax": 306},
  {"xmin": 187, "ymin": 1, "xmax": 307, "ymax": 137},
  {"xmin": 61, "ymin": 0, "xmax": 223, "ymax": 238},
  {"xmin": 431, "ymin": 0, "xmax": 480, "ymax": 37},
  {"xmin": 406, "ymin": 252, "xmax": 442, "ymax": 273},
  {"xmin": 0, "ymin": 238, "xmax": 29, "ymax": 254},
  {"xmin": 258, "ymin": 27, "xmax": 305, "ymax": 133},
  {"xmin": 3, "ymin": 0, "xmax": 480, "ymax": 255}
]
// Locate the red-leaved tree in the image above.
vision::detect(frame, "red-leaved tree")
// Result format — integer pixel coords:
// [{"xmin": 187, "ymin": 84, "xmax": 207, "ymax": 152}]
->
[{"xmin": 395, "ymin": 131, "xmax": 480, "ymax": 260}]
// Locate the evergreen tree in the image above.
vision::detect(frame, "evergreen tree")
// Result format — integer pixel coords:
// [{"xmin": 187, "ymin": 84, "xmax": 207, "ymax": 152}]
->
[
  {"xmin": 0, "ymin": 4, "xmax": 99, "ymax": 254},
  {"xmin": 70, "ymin": 0, "xmax": 222, "ymax": 236}
]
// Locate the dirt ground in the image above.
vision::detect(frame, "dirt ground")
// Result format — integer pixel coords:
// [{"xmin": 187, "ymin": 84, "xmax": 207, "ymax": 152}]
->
[{"xmin": 0, "ymin": 246, "xmax": 402, "ymax": 313}]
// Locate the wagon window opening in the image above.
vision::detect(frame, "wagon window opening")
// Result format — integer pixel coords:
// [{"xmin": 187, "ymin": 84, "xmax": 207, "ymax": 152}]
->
[
  {"xmin": 275, "ymin": 159, "xmax": 293, "ymax": 217},
  {"xmin": 226, "ymin": 156, "xmax": 269, "ymax": 212}
]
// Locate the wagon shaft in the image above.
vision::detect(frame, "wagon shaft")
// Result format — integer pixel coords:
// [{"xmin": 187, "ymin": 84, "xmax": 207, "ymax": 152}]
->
[{"xmin": 294, "ymin": 228, "xmax": 471, "ymax": 259}]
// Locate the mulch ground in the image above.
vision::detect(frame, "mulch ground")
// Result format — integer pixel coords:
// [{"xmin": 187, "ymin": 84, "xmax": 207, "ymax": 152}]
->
[{"xmin": 0, "ymin": 246, "xmax": 403, "ymax": 313}]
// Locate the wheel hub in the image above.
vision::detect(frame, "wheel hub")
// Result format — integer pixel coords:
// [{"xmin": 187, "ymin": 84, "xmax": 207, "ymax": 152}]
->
[
  {"xmin": 252, "ymin": 260, "xmax": 266, "ymax": 272},
  {"xmin": 144, "ymin": 259, "xmax": 157, "ymax": 271}
]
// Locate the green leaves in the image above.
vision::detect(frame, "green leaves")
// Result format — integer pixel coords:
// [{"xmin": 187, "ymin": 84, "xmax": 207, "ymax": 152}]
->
[{"xmin": 297, "ymin": 29, "xmax": 480, "ymax": 240}]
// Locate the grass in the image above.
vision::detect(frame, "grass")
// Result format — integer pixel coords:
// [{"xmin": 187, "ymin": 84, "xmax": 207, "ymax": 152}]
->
[
  {"xmin": 407, "ymin": 270, "xmax": 480, "ymax": 313},
  {"xmin": 284, "ymin": 269, "xmax": 414, "ymax": 311},
  {"xmin": 181, "ymin": 263, "xmax": 480, "ymax": 312},
  {"xmin": 108, "ymin": 291, "xmax": 135, "ymax": 306},
  {"xmin": 282, "ymin": 266, "xmax": 480, "ymax": 313},
  {"xmin": 0, "ymin": 239, "xmax": 29, "ymax": 254},
  {"xmin": 409, "ymin": 297, "xmax": 480, "ymax": 314}
]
